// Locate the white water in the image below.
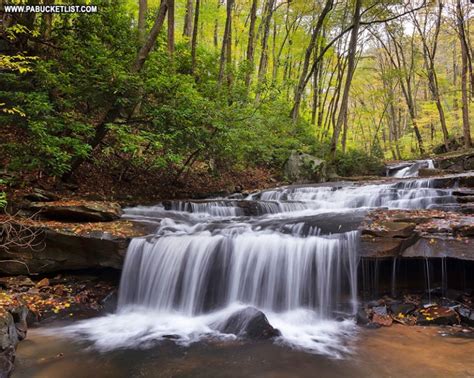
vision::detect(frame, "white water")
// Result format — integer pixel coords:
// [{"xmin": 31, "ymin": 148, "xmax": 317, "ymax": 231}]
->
[
  {"xmin": 390, "ymin": 159, "xmax": 435, "ymax": 178},
  {"xmin": 54, "ymin": 177, "xmax": 457, "ymax": 358}
]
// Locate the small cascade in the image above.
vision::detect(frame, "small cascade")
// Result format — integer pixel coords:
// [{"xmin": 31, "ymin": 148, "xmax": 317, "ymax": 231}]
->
[
  {"xmin": 250, "ymin": 179, "xmax": 454, "ymax": 210},
  {"xmin": 387, "ymin": 159, "xmax": 435, "ymax": 178},
  {"xmin": 168, "ymin": 200, "xmax": 244, "ymax": 217}
]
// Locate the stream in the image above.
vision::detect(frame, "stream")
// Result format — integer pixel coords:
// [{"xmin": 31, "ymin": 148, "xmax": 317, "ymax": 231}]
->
[{"xmin": 13, "ymin": 161, "xmax": 474, "ymax": 376}]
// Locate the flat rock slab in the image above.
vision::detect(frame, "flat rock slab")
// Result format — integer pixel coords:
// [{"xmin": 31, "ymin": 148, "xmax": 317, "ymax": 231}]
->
[
  {"xmin": 362, "ymin": 221, "xmax": 416, "ymax": 238},
  {"xmin": 0, "ymin": 217, "xmax": 150, "ymax": 274},
  {"xmin": 29, "ymin": 201, "xmax": 122, "ymax": 222}
]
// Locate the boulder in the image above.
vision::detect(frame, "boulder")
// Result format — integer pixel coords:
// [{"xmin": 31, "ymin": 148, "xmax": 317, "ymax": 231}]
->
[
  {"xmin": 456, "ymin": 305, "xmax": 474, "ymax": 326},
  {"xmin": 216, "ymin": 307, "xmax": 281, "ymax": 340},
  {"xmin": 284, "ymin": 152, "xmax": 327, "ymax": 184},
  {"xmin": 434, "ymin": 150, "xmax": 474, "ymax": 172},
  {"xmin": 28, "ymin": 201, "xmax": 122, "ymax": 222},
  {"xmin": 390, "ymin": 303, "xmax": 416, "ymax": 317},
  {"xmin": 416, "ymin": 305, "xmax": 459, "ymax": 326},
  {"xmin": 0, "ymin": 302, "xmax": 28, "ymax": 378},
  {"xmin": 356, "ymin": 308, "xmax": 370, "ymax": 325}
]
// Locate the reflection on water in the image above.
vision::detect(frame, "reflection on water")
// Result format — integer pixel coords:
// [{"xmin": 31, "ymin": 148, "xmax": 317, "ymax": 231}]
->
[{"xmin": 15, "ymin": 325, "xmax": 474, "ymax": 378}]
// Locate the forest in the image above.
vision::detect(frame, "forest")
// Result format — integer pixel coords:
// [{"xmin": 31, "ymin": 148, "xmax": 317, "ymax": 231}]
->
[
  {"xmin": 1, "ymin": 1, "xmax": 474, "ymax": 377},
  {"xmin": 1, "ymin": 0, "xmax": 472, "ymax": 201}
]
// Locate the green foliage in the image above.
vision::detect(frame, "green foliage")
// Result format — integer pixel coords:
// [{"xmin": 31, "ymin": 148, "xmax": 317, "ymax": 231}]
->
[
  {"xmin": 3, "ymin": 0, "xmax": 428, "ymax": 185},
  {"xmin": 334, "ymin": 149, "xmax": 385, "ymax": 177}
]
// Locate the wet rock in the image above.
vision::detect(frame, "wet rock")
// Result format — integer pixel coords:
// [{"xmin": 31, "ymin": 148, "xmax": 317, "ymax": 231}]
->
[
  {"xmin": 457, "ymin": 196, "xmax": 474, "ymax": 204},
  {"xmin": 460, "ymin": 204, "xmax": 474, "ymax": 214},
  {"xmin": 402, "ymin": 237, "xmax": 474, "ymax": 261},
  {"xmin": 364, "ymin": 322, "xmax": 382, "ymax": 330},
  {"xmin": 456, "ymin": 305, "xmax": 474, "ymax": 326},
  {"xmin": 99, "ymin": 290, "xmax": 118, "ymax": 314},
  {"xmin": 372, "ymin": 306, "xmax": 388, "ymax": 316},
  {"xmin": 216, "ymin": 307, "xmax": 281, "ymax": 340},
  {"xmin": 372, "ymin": 313, "xmax": 393, "ymax": 327},
  {"xmin": 28, "ymin": 201, "xmax": 122, "ymax": 222},
  {"xmin": 283, "ymin": 151, "xmax": 327, "ymax": 184},
  {"xmin": 363, "ymin": 221, "xmax": 416, "ymax": 238},
  {"xmin": 0, "ymin": 303, "xmax": 27, "ymax": 378},
  {"xmin": 0, "ymin": 225, "xmax": 130, "ymax": 274},
  {"xmin": 390, "ymin": 303, "xmax": 416, "ymax": 316},
  {"xmin": 356, "ymin": 308, "xmax": 370, "ymax": 325},
  {"xmin": 416, "ymin": 305, "xmax": 460, "ymax": 326}
]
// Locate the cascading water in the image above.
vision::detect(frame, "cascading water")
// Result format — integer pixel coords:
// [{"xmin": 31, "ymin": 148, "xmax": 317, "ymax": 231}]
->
[
  {"xmin": 57, "ymin": 177, "xmax": 458, "ymax": 357},
  {"xmin": 387, "ymin": 159, "xmax": 435, "ymax": 178}
]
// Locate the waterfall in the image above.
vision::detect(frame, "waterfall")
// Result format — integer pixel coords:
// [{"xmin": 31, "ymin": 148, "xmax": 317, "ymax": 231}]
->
[
  {"xmin": 58, "ymin": 175, "xmax": 458, "ymax": 357},
  {"xmin": 118, "ymin": 230, "xmax": 359, "ymax": 317}
]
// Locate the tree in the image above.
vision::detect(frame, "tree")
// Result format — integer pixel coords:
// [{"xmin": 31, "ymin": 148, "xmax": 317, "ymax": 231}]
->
[
  {"xmin": 455, "ymin": 0, "xmax": 472, "ymax": 148},
  {"xmin": 183, "ymin": 0, "xmax": 194, "ymax": 38},
  {"xmin": 412, "ymin": 1, "xmax": 450, "ymax": 150},
  {"xmin": 330, "ymin": 0, "xmax": 361, "ymax": 159},
  {"xmin": 218, "ymin": 0, "xmax": 234, "ymax": 85}
]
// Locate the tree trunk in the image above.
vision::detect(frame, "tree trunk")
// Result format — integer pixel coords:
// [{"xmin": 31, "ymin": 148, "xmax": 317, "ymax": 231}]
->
[
  {"xmin": 183, "ymin": 0, "xmax": 194, "ymax": 38},
  {"xmin": 41, "ymin": 0, "xmax": 54, "ymax": 41},
  {"xmin": 330, "ymin": 0, "xmax": 361, "ymax": 159},
  {"xmin": 218, "ymin": 0, "xmax": 234, "ymax": 85},
  {"xmin": 256, "ymin": 0, "xmax": 276, "ymax": 95},
  {"xmin": 213, "ymin": 0, "xmax": 221, "ymax": 49},
  {"xmin": 167, "ymin": 0, "xmax": 175, "ymax": 55},
  {"xmin": 457, "ymin": 0, "xmax": 472, "ymax": 148},
  {"xmin": 138, "ymin": 0, "xmax": 147, "ymax": 44},
  {"xmin": 191, "ymin": 0, "xmax": 200, "ymax": 72},
  {"xmin": 244, "ymin": 0, "xmax": 258, "ymax": 89},
  {"xmin": 133, "ymin": 0, "xmax": 168, "ymax": 72},
  {"xmin": 412, "ymin": 1, "xmax": 449, "ymax": 150},
  {"xmin": 290, "ymin": 0, "xmax": 333, "ymax": 120}
]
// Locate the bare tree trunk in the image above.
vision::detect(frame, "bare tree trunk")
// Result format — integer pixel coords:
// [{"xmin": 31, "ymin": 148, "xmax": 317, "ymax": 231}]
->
[
  {"xmin": 291, "ymin": 0, "xmax": 334, "ymax": 120},
  {"xmin": 133, "ymin": 1, "xmax": 168, "ymax": 72},
  {"xmin": 213, "ymin": 0, "xmax": 221, "ymax": 49},
  {"xmin": 412, "ymin": 1, "xmax": 449, "ymax": 150},
  {"xmin": 245, "ymin": 0, "xmax": 258, "ymax": 89},
  {"xmin": 138, "ymin": 0, "xmax": 147, "ymax": 44},
  {"xmin": 457, "ymin": 0, "xmax": 472, "ymax": 148},
  {"xmin": 191, "ymin": 0, "xmax": 200, "ymax": 72},
  {"xmin": 41, "ymin": 0, "xmax": 54, "ymax": 41},
  {"xmin": 330, "ymin": 0, "xmax": 361, "ymax": 159},
  {"xmin": 183, "ymin": 0, "xmax": 194, "ymax": 38},
  {"xmin": 256, "ymin": 0, "xmax": 276, "ymax": 97},
  {"xmin": 218, "ymin": 0, "xmax": 234, "ymax": 85},
  {"xmin": 167, "ymin": 0, "xmax": 175, "ymax": 55}
]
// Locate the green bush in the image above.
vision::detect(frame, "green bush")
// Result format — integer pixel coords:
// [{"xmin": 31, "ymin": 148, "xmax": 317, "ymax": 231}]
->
[{"xmin": 334, "ymin": 149, "xmax": 385, "ymax": 177}]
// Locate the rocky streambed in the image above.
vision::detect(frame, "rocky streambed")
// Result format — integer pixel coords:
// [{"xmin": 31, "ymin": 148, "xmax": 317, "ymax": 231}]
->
[{"xmin": 1, "ymin": 169, "xmax": 474, "ymax": 376}]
